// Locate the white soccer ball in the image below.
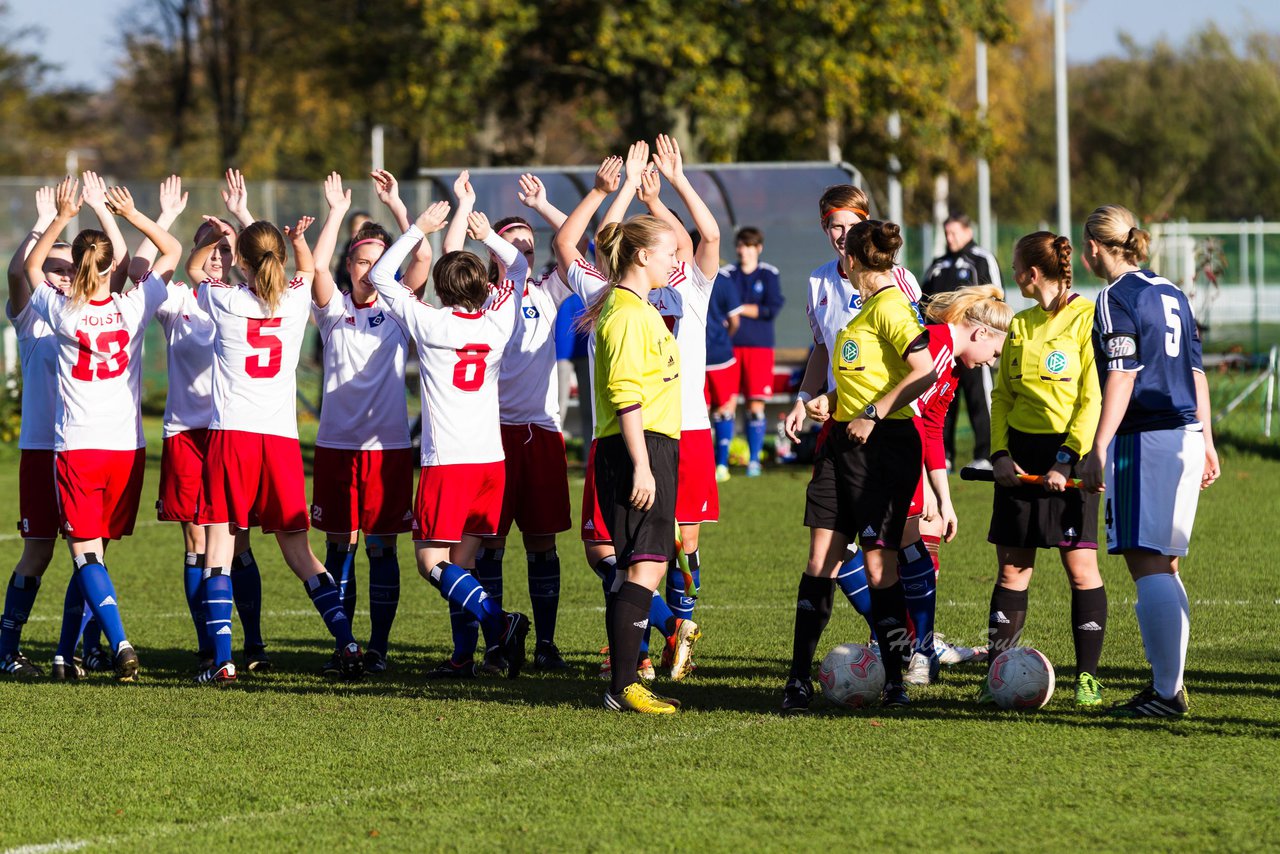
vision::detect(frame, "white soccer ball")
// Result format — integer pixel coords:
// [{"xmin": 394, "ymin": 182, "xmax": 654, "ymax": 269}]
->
[
  {"xmin": 818, "ymin": 643, "xmax": 885, "ymax": 709},
  {"xmin": 987, "ymin": 647, "xmax": 1056, "ymax": 710}
]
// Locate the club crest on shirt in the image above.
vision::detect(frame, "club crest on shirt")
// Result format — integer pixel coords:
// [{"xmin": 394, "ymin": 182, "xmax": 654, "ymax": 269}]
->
[
  {"xmin": 523, "ymin": 306, "xmax": 540, "ymax": 319},
  {"xmin": 1044, "ymin": 350, "xmax": 1068, "ymax": 374},
  {"xmin": 841, "ymin": 339, "xmax": 859, "ymax": 363},
  {"xmin": 369, "ymin": 312, "xmax": 385, "ymax": 327},
  {"xmin": 1105, "ymin": 334, "xmax": 1137, "ymax": 359},
  {"xmin": 848, "ymin": 294, "xmax": 862, "ymax": 311}
]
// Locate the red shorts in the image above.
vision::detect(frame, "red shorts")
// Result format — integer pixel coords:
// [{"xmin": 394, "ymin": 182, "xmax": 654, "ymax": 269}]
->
[
  {"xmin": 311, "ymin": 446, "xmax": 415, "ymax": 536},
  {"xmin": 676, "ymin": 429, "xmax": 719, "ymax": 525},
  {"xmin": 18, "ymin": 449, "xmax": 59, "ymax": 539},
  {"xmin": 412, "ymin": 461, "xmax": 505, "ymax": 543},
  {"xmin": 158, "ymin": 429, "xmax": 208, "ymax": 523},
  {"xmin": 580, "ymin": 439, "xmax": 611, "ymax": 543},
  {"xmin": 497, "ymin": 424, "xmax": 572, "ymax": 538},
  {"xmin": 734, "ymin": 346, "xmax": 775, "ymax": 400},
  {"xmin": 199, "ymin": 430, "xmax": 309, "ymax": 534},
  {"xmin": 704, "ymin": 362, "xmax": 738, "ymax": 409},
  {"xmin": 55, "ymin": 448, "xmax": 146, "ymax": 541},
  {"xmin": 909, "ymin": 474, "xmax": 925, "ymax": 518}
]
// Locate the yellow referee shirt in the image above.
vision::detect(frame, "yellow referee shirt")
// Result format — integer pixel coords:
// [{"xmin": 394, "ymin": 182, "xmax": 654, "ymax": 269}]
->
[
  {"xmin": 990, "ymin": 294, "xmax": 1101, "ymax": 458},
  {"xmin": 832, "ymin": 285, "xmax": 928, "ymax": 422},
  {"xmin": 594, "ymin": 286, "xmax": 681, "ymax": 440}
]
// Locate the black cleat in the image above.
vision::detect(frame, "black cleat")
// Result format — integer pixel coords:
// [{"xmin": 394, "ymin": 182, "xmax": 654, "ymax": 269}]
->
[
  {"xmin": 50, "ymin": 656, "xmax": 85, "ymax": 681},
  {"xmin": 196, "ymin": 648, "xmax": 215, "ymax": 674},
  {"xmin": 881, "ymin": 682, "xmax": 910, "ymax": 708},
  {"xmin": 2, "ymin": 652, "xmax": 44, "ymax": 679},
  {"xmin": 532, "ymin": 641, "xmax": 570, "ymax": 671},
  {"xmin": 479, "ymin": 647, "xmax": 509, "ymax": 676},
  {"xmin": 1110, "ymin": 684, "xmax": 1189, "ymax": 718},
  {"xmin": 319, "ymin": 653, "xmax": 343, "ymax": 679},
  {"xmin": 424, "ymin": 658, "xmax": 477, "ymax": 679},
  {"xmin": 781, "ymin": 677, "xmax": 814, "ymax": 714},
  {"xmin": 244, "ymin": 645, "xmax": 272, "ymax": 673},
  {"xmin": 339, "ymin": 642, "xmax": 365, "ymax": 680},
  {"xmin": 363, "ymin": 649, "xmax": 388, "ymax": 674},
  {"xmin": 83, "ymin": 646, "xmax": 113, "ymax": 673},
  {"xmin": 113, "ymin": 646, "xmax": 140, "ymax": 682},
  {"xmin": 499, "ymin": 612, "xmax": 530, "ymax": 679},
  {"xmin": 195, "ymin": 660, "xmax": 237, "ymax": 687}
]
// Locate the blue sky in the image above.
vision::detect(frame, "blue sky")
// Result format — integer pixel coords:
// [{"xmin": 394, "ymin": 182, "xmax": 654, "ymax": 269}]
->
[{"xmin": 7, "ymin": 0, "xmax": 1280, "ymax": 91}]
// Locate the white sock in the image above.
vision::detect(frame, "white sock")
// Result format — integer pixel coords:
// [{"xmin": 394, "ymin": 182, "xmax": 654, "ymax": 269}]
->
[{"xmin": 1134, "ymin": 573, "xmax": 1189, "ymax": 698}]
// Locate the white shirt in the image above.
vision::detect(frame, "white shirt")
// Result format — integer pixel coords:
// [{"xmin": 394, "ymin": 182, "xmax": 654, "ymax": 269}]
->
[
  {"xmin": 29, "ymin": 273, "xmax": 169, "ymax": 451},
  {"xmin": 370, "ymin": 225, "xmax": 526, "ymax": 466},
  {"xmin": 199, "ymin": 276, "xmax": 312, "ymax": 439},
  {"xmin": 499, "ymin": 268, "xmax": 573, "ymax": 430},
  {"xmin": 155, "ymin": 282, "xmax": 215, "ymax": 438},
  {"xmin": 8, "ymin": 300, "xmax": 57, "ymax": 450},
  {"xmin": 807, "ymin": 259, "xmax": 921, "ymax": 390},
  {"xmin": 313, "ymin": 290, "xmax": 412, "ymax": 450}
]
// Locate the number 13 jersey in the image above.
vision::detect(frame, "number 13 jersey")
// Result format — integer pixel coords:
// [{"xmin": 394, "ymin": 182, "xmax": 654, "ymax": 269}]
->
[{"xmin": 199, "ymin": 277, "xmax": 312, "ymax": 439}]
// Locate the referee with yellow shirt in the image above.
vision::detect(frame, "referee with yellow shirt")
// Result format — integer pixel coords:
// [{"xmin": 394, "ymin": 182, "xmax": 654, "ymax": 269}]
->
[
  {"xmin": 783, "ymin": 221, "xmax": 939, "ymax": 712},
  {"xmin": 985, "ymin": 232, "xmax": 1107, "ymax": 708},
  {"xmin": 581, "ymin": 215, "xmax": 684, "ymax": 715}
]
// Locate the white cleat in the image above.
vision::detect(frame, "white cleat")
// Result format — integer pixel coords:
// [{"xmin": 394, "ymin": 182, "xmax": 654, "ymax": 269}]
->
[{"xmin": 669, "ymin": 619, "xmax": 702, "ymax": 681}]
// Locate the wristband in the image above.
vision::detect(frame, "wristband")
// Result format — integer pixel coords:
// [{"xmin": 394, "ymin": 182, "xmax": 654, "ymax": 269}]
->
[{"xmin": 796, "ymin": 391, "xmax": 813, "ymax": 405}]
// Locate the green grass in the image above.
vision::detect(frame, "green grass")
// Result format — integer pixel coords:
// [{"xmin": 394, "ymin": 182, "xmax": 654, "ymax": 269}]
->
[{"xmin": 1, "ymin": 423, "xmax": 1278, "ymax": 852}]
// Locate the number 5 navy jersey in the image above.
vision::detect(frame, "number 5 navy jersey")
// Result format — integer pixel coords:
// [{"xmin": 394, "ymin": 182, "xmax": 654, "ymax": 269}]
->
[{"xmin": 1092, "ymin": 269, "xmax": 1203, "ymax": 435}]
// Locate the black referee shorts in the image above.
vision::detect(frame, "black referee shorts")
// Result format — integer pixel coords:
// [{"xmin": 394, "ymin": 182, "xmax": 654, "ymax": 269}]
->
[
  {"xmin": 804, "ymin": 418, "xmax": 921, "ymax": 549},
  {"xmin": 988, "ymin": 428, "xmax": 1100, "ymax": 550},
  {"xmin": 593, "ymin": 431, "xmax": 679, "ymax": 565}
]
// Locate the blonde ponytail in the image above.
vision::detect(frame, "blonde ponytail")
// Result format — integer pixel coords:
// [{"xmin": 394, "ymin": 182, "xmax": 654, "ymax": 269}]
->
[
  {"xmin": 924, "ymin": 284, "xmax": 1012, "ymax": 332},
  {"xmin": 236, "ymin": 221, "xmax": 289, "ymax": 316},
  {"xmin": 575, "ymin": 215, "xmax": 673, "ymax": 334},
  {"xmin": 69, "ymin": 229, "xmax": 113, "ymax": 307}
]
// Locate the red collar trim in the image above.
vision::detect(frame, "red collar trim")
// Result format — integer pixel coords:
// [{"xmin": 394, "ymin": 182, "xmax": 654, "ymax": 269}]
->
[{"xmin": 88, "ymin": 296, "xmax": 113, "ymax": 306}]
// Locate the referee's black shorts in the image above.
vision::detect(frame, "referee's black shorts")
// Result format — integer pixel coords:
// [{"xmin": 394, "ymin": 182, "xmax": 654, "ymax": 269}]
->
[
  {"xmin": 594, "ymin": 431, "xmax": 679, "ymax": 565},
  {"xmin": 988, "ymin": 428, "xmax": 1100, "ymax": 550},
  {"xmin": 804, "ymin": 418, "xmax": 921, "ymax": 548}
]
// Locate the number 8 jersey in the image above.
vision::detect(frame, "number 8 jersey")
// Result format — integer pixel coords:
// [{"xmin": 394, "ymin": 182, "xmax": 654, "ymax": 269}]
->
[
  {"xmin": 199, "ymin": 276, "xmax": 312, "ymax": 439},
  {"xmin": 30, "ymin": 272, "xmax": 169, "ymax": 451}
]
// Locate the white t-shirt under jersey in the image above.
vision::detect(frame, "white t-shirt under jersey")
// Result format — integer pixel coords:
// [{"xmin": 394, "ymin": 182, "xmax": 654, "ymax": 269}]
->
[
  {"xmin": 370, "ymin": 224, "xmax": 525, "ymax": 467},
  {"xmin": 199, "ymin": 276, "xmax": 311, "ymax": 439},
  {"xmin": 29, "ymin": 273, "xmax": 169, "ymax": 451},
  {"xmin": 8, "ymin": 300, "xmax": 57, "ymax": 450},
  {"xmin": 155, "ymin": 281, "xmax": 215, "ymax": 438},
  {"xmin": 807, "ymin": 259, "xmax": 921, "ymax": 390},
  {"xmin": 499, "ymin": 268, "xmax": 573, "ymax": 431},
  {"xmin": 312, "ymin": 290, "xmax": 412, "ymax": 451}
]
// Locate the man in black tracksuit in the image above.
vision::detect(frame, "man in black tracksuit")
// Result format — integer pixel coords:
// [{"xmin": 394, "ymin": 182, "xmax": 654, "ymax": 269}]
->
[{"xmin": 921, "ymin": 213, "xmax": 1002, "ymax": 468}]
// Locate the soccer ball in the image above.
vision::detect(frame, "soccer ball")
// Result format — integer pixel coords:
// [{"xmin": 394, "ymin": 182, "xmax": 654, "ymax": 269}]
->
[
  {"xmin": 818, "ymin": 643, "xmax": 885, "ymax": 709},
  {"xmin": 987, "ymin": 647, "xmax": 1056, "ymax": 710}
]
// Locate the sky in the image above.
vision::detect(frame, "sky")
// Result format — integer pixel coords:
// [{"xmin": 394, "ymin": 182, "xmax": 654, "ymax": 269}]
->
[{"xmin": 6, "ymin": 0, "xmax": 1280, "ymax": 91}]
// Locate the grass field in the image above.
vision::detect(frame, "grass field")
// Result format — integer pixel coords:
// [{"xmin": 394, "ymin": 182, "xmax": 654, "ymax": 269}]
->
[{"xmin": 1, "ymin": 422, "xmax": 1278, "ymax": 852}]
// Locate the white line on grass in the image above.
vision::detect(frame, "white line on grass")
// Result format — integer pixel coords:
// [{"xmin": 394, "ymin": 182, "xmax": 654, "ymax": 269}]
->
[{"xmin": 2, "ymin": 841, "xmax": 90, "ymax": 854}]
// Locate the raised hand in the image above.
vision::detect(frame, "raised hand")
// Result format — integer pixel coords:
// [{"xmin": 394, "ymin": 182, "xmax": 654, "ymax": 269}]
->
[
  {"xmin": 159, "ymin": 174, "xmax": 188, "ymax": 217},
  {"xmin": 81, "ymin": 172, "xmax": 108, "ymax": 209},
  {"xmin": 54, "ymin": 176, "xmax": 81, "ymax": 220},
  {"xmin": 594, "ymin": 156, "xmax": 623, "ymax": 194},
  {"xmin": 200, "ymin": 215, "xmax": 237, "ymax": 243},
  {"xmin": 283, "ymin": 215, "xmax": 315, "ymax": 239},
  {"xmin": 517, "ymin": 173, "xmax": 546, "ymax": 209},
  {"xmin": 623, "ymin": 141, "xmax": 650, "ymax": 188},
  {"xmin": 35, "ymin": 186, "xmax": 57, "ymax": 223},
  {"xmin": 466, "ymin": 211, "xmax": 492, "ymax": 242},
  {"xmin": 371, "ymin": 169, "xmax": 401, "ymax": 207},
  {"xmin": 453, "ymin": 170, "xmax": 476, "ymax": 207},
  {"xmin": 416, "ymin": 200, "xmax": 451, "ymax": 234},
  {"xmin": 637, "ymin": 165, "xmax": 662, "ymax": 205},
  {"xmin": 324, "ymin": 171, "xmax": 352, "ymax": 213},
  {"xmin": 652, "ymin": 133, "xmax": 684, "ymax": 182},
  {"xmin": 105, "ymin": 186, "xmax": 137, "ymax": 218},
  {"xmin": 222, "ymin": 168, "xmax": 251, "ymax": 220}
]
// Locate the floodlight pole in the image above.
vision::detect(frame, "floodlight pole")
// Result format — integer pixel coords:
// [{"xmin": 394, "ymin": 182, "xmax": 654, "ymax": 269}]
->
[
  {"xmin": 371, "ymin": 125, "xmax": 386, "ymax": 174},
  {"xmin": 976, "ymin": 40, "xmax": 992, "ymax": 252},
  {"xmin": 888, "ymin": 111, "xmax": 904, "ymax": 254},
  {"xmin": 1054, "ymin": 0, "xmax": 1071, "ymax": 237}
]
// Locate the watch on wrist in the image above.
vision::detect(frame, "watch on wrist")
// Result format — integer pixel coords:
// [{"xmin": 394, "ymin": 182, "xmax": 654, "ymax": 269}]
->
[{"xmin": 863, "ymin": 403, "xmax": 881, "ymax": 423}]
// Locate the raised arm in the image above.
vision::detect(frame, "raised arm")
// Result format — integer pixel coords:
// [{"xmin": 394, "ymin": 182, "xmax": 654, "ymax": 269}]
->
[
  {"xmin": 598, "ymin": 141, "xmax": 649, "ymax": 234},
  {"xmin": 9, "ymin": 185, "xmax": 57, "ymax": 313},
  {"xmin": 517, "ymin": 173, "xmax": 568, "ymax": 231},
  {"xmin": 312, "ymin": 172, "xmax": 351, "ymax": 309},
  {"xmin": 443, "ymin": 170, "xmax": 476, "ymax": 255},
  {"xmin": 222, "ymin": 169, "xmax": 256, "ymax": 228},
  {"xmin": 81, "ymin": 172, "xmax": 130, "ymax": 292},
  {"xmin": 106, "ymin": 186, "xmax": 183, "ymax": 281},
  {"xmin": 636, "ymin": 167, "xmax": 693, "ymax": 262},
  {"xmin": 653, "ymin": 133, "xmax": 720, "ymax": 277},
  {"xmin": 469, "ymin": 211, "xmax": 528, "ymax": 287},
  {"xmin": 370, "ymin": 201, "xmax": 450, "ymax": 316},
  {"xmin": 372, "ymin": 169, "xmax": 431, "ymax": 294},
  {"xmin": 133, "ymin": 175, "xmax": 188, "ymax": 279},
  {"xmin": 282, "ymin": 215, "xmax": 315, "ymax": 281},
  {"xmin": 187, "ymin": 216, "xmax": 236, "ymax": 283},
  {"xmin": 553, "ymin": 156, "xmax": 622, "ymax": 279}
]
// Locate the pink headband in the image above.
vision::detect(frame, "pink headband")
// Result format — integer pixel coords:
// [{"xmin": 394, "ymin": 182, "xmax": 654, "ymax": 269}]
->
[
  {"xmin": 496, "ymin": 222, "xmax": 529, "ymax": 237},
  {"xmin": 350, "ymin": 238, "xmax": 387, "ymax": 252}
]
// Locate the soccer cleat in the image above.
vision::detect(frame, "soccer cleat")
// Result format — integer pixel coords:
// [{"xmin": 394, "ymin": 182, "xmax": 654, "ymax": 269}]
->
[
  {"xmin": 902, "ymin": 651, "xmax": 941, "ymax": 686},
  {"xmin": 1075, "ymin": 672, "xmax": 1104, "ymax": 707},
  {"xmin": 745, "ymin": 461, "xmax": 763, "ymax": 478},
  {"xmin": 881, "ymin": 682, "xmax": 910, "ymax": 708},
  {"xmin": 194, "ymin": 660, "xmax": 237, "ymax": 687},
  {"xmin": 3, "ymin": 652, "xmax": 44, "ymax": 679},
  {"xmin": 499, "ymin": 612, "xmax": 530, "ymax": 679},
  {"xmin": 339, "ymin": 642, "xmax": 365, "ymax": 680},
  {"xmin": 604, "ymin": 682, "xmax": 678, "ymax": 714},
  {"xmin": 83, "ymin": 646, "xmax": 113, "ymax": 673},
  {"xmin": 363, "ymin": 649, "xmax": 388, "ymax": 674},
  {"xmin": 196, "ymin": 649, "xmax": 215, "ymax": 674},
  {"xmin": 781, "ymin": 677, "xmax": 814, "ymax": 714},
  {"xmin": 319, "ymin": 653, "xmax": 343, "ymax": 679},
  {"xmin": 113, "ymin": 646, "xmax": 140, "ymax": 682},
  {"xmin": 668, "ymin": 618, "xmax": 702, "ymax": 682},
  {"xmin": 50, "ymin": 656, "xmax": 85, "ymax": 681},
  {"xmin": 934, "ymin": 634, "xmax": 984, "ymax": 666},
  {"xmin": 244, "ymin": 645, "xmax": 272, "ymax": 673},
  {"xmin": 424, "ymin": 658, "xmax": 477, "ymax": 679},
  {"xmin": 479, "ymin": 647, "xmax": 509, "ymax": 676},
  {"xmin": 637, "ymin": 657, "xmax": 656, "ymax": 681},
  {"xmin": 715, "ymin": 464, "xmax": 731, "ymax": 483},
  {"xmin": 532, "ymin": 641, "xmax": 569, "ymax": 671},
  {"xmin": 1109, "ymin": 684, "xmax": 1189, "ymax": 718}
]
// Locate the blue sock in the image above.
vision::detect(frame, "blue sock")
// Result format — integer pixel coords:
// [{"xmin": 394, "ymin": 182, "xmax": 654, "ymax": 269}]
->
[
  {"xmin": 899, "ymin": 540, "xmax": 938, "ymax": 655},
  {"xmin": 80, "ymin": 607, "xmax": 102, "ymax": 655},
  {"xmin": 592, "ymin": 555, "xmax": 618, "ymax": 601},
  {"xmin": 305, "ymin": 571, "xmax": 356, "ymax": 646},
  {"xmin": 232, "ymin": 550, "xmax": 265, "ymax": 650},
  {"xmin": 649, "ymin": 590, "xmax": 676, "ymax": 640},
  {"xmin": 713, "ymin": 414, "xmax": 734, "ymax": 468},
  {"xmin": 202, "ymin": 567, "xmax": 235, "ymax": 665},
  {"xmin": 430, "ymin": 562, "xmax": 504, "ymax": 647},
  {"xmin": 746, "ymin": 412, "xmax": 767, "ymax": 464},
  {"xmin": 836, "ymin": 547, "xmax": 875, "ymax": 635},
  {"xmin": 55, "ymin": 575, "xmax": 83, "ymax": 661},
  {"xmin": 73, "ymin": 554, "xmax": 128, "ymax": 653},
  {"xmin": 183, "ymin": 553, "xmax": 207, "ymax": 653},
  {"xmin": 474, "ymin": 547, "xmax": 504, "ymax": 611},
  {"xmin": 665, "ymin": 550, "xmax": 700, "ymax": 622},
  {"xmin": 365, "ymin": 537, "xmax": 400, "ymax": 656},
  {"xmin": 449, "ymin": 603, "xmax": 480, "ymax": 663},
  {"xmin": 0, "ymin": 573, "xmax": 41, "ymax": 659},
  {"xmin": 527, "ymin": 549, "xmax": 560, "ymax": 646},
  {"xmin": 324, "ymin": 542, "xmax": 358, "ymax": 624}
]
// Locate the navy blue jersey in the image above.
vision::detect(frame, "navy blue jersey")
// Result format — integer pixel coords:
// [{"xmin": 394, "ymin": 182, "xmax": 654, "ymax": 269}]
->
[
  {"xmin": 1093, "ymin": 269, "xmax": 1203, "ymax": 435},
  {"xmin": 721, "ymin": 262, "xmax": 784, "ymax": 348},
  {"xmin": 706, "ymin": 273, "xmax": 743, "ymax": 369}
]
